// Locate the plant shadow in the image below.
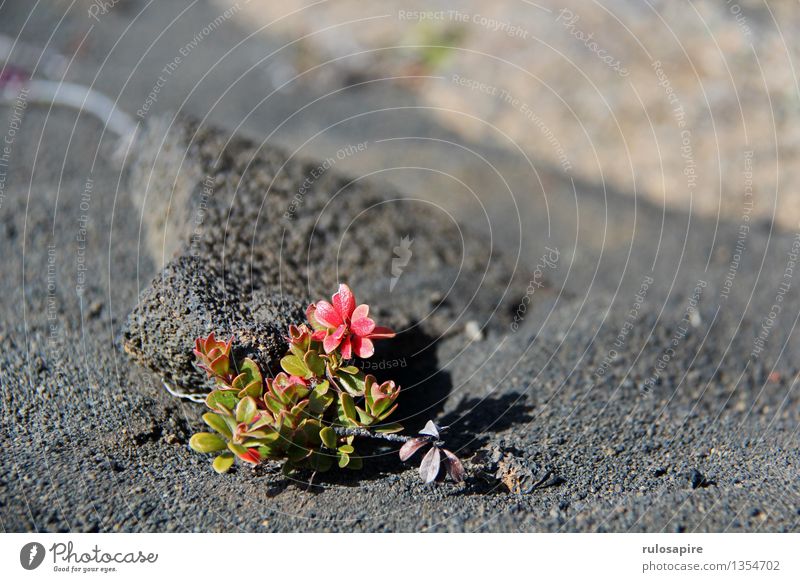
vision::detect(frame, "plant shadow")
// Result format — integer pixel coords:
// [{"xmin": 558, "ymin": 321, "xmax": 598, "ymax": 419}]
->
[
  {"xmin": 369, "ymin": 325, "xmax": 453, "ymax": 433},
  {"xmin": 437, "ymin": 391, "xmax": 535, "ymax": 456}
]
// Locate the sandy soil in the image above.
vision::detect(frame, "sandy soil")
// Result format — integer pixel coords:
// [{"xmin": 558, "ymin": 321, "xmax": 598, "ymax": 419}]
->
[{"xmin": 0, "ymin": 0, "xmax": 798, "ymax": 532}]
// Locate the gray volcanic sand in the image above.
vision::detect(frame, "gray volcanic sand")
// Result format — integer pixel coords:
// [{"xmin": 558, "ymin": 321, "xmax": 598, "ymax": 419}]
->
[{"xmin": 1, "ymin": 1, "xmax": 798, "ymax": 532}]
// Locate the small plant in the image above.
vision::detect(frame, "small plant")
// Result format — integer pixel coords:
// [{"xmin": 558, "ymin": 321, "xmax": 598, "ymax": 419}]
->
[
  {"xmin": 399, "ymin": 421, "xmax": 465, "ymax": 483},
  {"xmin": 188, "ymin": 284, "xmax": 465, "ymax": 483}
]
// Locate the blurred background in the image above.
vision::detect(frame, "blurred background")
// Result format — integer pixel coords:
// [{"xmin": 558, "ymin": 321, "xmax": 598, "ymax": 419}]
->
[{"xmin": 2, "ymin": 0, "xmax": 798, "ymax": 228}]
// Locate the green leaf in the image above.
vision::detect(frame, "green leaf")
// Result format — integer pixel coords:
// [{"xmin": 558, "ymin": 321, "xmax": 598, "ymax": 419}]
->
[
  {"xmin": 289, "ymin": 400, "xmax": 310, "ymax": 421},
  {"xmin": 337, "ymin": 452, "xmax": 350, "ymax": 468},
  {"xmin": 338, "ymin": 444, "xmax": 354, "ymax": 454},
  {"xmin": 336, "ymin": 371, "xmax": 366, "ymax": 396},
  {"xmin": 239, "ymin": 357, "xmax": 263, "ymax": 384},
  {"xmin": 253, "ymin": 429, "xmax": 281, "ymax": 445},
  {"xmin": 281, "ymin": 355, "xmax": 309, "ymax": 378},
  {"xmin": 212, "ymin": 453, "xmax": 234, "ymax": 473},
  {"xmin": 288, "ymin": 443, "xmax": 311, "ymax": 463},
  {"xmin": 202, "ymin": 412, "xmax": 233, "ymax": 439},
  {"xmin": 205, "ymin": 389, "xmax": 239, "ymax": 413},
  {"xmin": 249, "ymin": 414, "xmax": 273, "ymax": 430},
  {"xmin": 227, "ymin": 442, "xmax": 250, "ymax": 459},
  {"xmin": 257, "ymin": 445, "xmax": 280, "ymax": 460},
  {"xmin": 289, "ymin": 342, "xmax": 306, "ymax": 360},
  {"xmin": 241, "ymin": 438, "xmax": 269, "ymax": 448},
  {"xmin": 209, "ymin": 354, "xmax": 229, "ymax": 377},
  {"xmin": 304, "ymin": 351, "xmax": 326, "ymax": 377},
  {"xmin": 319, "ymin": 426, "xmax": 337, "ymax": 449},
  {"xmin": 370, "ymin": 396, "xmax": 392, "ymax": 418},
  {"xmin": 355, "ymin": 406, "xmax": 375, "ymax": 426},
  {"xmin": 292, "ymin": 384, "xmax": 310, "ymax": 400},
  {"xmin": 264, "ymin": 394, "xmax": 285, "ymax": 415},
  {"xmin": 346, "ymin": 455, "xmax": 363, "ymax": 470},
  {"xmin": 237, "ymin": 381, "xmax": 262, "ymax": 399},
  {"xmin": 236, "ymin": 396, "xmax": 257, "ymax": 424},
  {"xmin": 189, "ymin": 432, "xmax": 227, "ymax": 453},
  {"xmin": 376, "ymin": 404, "xmax": 399, "ymax": 422},
  {"xmin": 339, "ymin": 365, "xmax": 360, "ymax": 374},
  {"xmin": 308, "ymin": 383, "xmax": 334, "ymax": 415},
  {"xmin": 337, "ymin": 392, "xmax": 358, "ymax": 425},
  {"xmin": 299, "ymin": 419, "xmax": 322, "ymax": 445},
  {"xmin": 309, "ymin": 451, "xmax": 333, "ymax": 472}
]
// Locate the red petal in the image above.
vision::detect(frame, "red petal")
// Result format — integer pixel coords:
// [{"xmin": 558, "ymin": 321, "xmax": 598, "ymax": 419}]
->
[
  {"xmin": 368, "ymin": 326, "xmax": 396, "ymax": 339},
  {"xmin": 352, "ymin": 336, "xmax": 374, "ymax": 358},
  {"xmin": 332, "ymin": 284, "xmax": 356, "ymax": 320},
  {"xmin": 323, "ymin": 327, "xmax": 344, "ymax": 353},
  {"xmin": 332, "ymin": 325, "xmax": 346, "ymax": 341},
  {"xmin": 339, "ymin": 336, "xmax": 352, "ymax": 360},
  {"xmin": 314, "ymin": 300, "xmax": 343, "ymax": 328},
  {"xmin": 352, "ymin": 303, "xmax": 369, "ymax": 320},
  {"xmin": 351, "ymin": 312, "xmax": 376, "ymax": 337},
  {"xmin": 311, "ymin": 330, "xmax": 327, "ymax": 341}
]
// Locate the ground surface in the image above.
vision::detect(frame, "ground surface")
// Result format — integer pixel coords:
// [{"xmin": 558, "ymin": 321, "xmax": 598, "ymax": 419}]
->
[{"xmin": 0, "ymin": 0, "xmax": 798, "ymax": 532}]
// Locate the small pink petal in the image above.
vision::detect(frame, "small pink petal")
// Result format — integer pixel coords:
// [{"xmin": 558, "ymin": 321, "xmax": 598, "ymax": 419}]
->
[
  {"xmin": 323, "ymin": 330, "xmax": 343, "ymax": 353},
  {"xmin": 314, "ymin": 300, "xmax": 343, "ymax": 328},
  {"xmin": 368, "ymin": 326, "xmax": 396, "ymax": 339},
  {"xmin": 311, "ymin": 330, "xmax": 327, "ymax": 341},
  {"xmin": 352, "ymin": 304, "xmax": 369, "ymax": 320},
  {"xmin": 351, "ymin": 313, "xmax": 375, "ymax": 337},
  {"xmin": 352, "ymin": 336, "xmax": 374, "ymax": 358},
  {"xmin": 332, "ymin": 325, "xmax": 346, "ymax": 342},
  {"xmin": 339, "ymin": 336, "xmax": 352, "ymax": 360},
  {"xmin": 332, "ymin": 284, "xmax": 356, "ymax": 320}
]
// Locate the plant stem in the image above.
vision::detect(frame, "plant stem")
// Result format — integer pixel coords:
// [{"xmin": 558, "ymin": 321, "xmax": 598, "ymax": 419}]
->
[
  {"xmin": 332, "ymin": 426, "xmax": 444, "ymax": 447},
  {"xmin": 325, "ymin": 369, "xmax": 344, "ymax": 394}
]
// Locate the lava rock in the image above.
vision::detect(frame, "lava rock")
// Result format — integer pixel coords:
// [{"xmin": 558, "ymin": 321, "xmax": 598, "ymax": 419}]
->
[
  {"xmin": 121, "ymin": 116, "xmax": 521, "ymax": 398},
  {"xmin": 687, "ymin": 468, "xmax": 715, "ymax": 489}
]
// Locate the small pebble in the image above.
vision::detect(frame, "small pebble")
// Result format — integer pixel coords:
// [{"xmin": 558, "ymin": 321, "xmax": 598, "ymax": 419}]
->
[
  {"xmin": 464, "ymin": 320, "xmax": 483, "ymax": 342},
  {"xmin": 687, "ymin": 468, "xmax": 713, "ymax": 489},
  {"xmin": 164, "ymin": 433, "xmax": 180, "ymax": 445}
]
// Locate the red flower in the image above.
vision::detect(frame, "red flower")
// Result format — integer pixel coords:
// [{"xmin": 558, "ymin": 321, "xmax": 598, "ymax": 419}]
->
[{"xmin": 307, "ymin": 284, "xmax": 395, "ymax": 359}]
